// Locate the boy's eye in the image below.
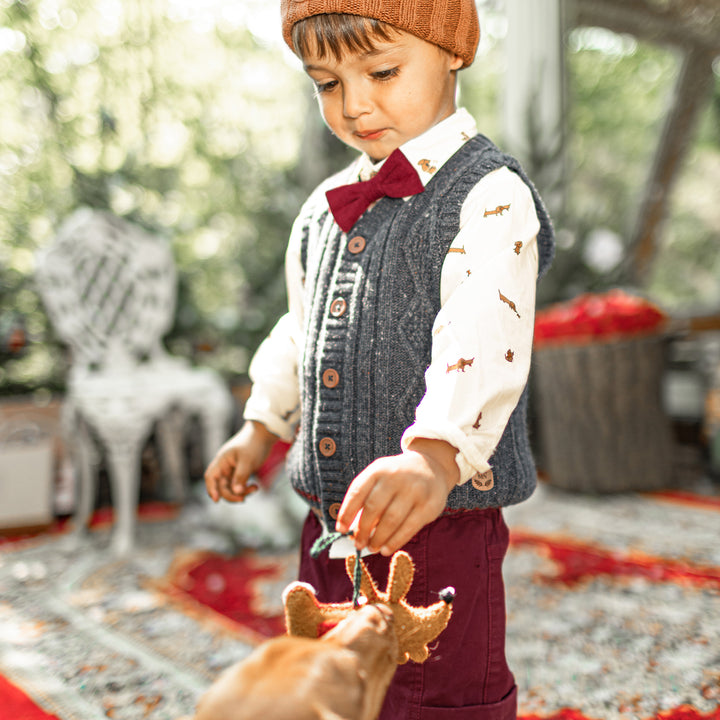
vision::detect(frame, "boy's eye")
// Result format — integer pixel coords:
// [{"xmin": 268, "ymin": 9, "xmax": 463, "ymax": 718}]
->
[
  {"xmin": 314, "ymin": 80, "xmax": 338, "ymax": 95},
  {"xmin": 372, "ymin": 67, "xmax": 399, "ymax": 81}
]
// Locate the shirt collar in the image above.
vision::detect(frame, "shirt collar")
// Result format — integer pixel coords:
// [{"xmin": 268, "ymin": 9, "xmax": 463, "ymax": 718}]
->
[{"xmin": 355, "ymin": 108, "xmax": 478, "ymax": 185}]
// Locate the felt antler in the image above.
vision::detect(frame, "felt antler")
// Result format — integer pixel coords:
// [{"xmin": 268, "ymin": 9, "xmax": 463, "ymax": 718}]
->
[
  {"xmin": 346, "ymin": 552, "xmax": 454, "ymax": 663},
  {"xmin": 283, "ymin": 550, "xmax": 455, "ymax": 665},
  {"xmin": 386, "ymin": 552, "xmax": 413, "ymax": 604},
  {"xmin": 283, "ymin": 582, "xmax": 353, "ymax": 639}
]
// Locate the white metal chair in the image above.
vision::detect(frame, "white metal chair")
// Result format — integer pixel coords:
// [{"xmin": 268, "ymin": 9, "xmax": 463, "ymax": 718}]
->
[{"xmin": 36, "ymin": 208, "xmax": 233, "ymax": 555}]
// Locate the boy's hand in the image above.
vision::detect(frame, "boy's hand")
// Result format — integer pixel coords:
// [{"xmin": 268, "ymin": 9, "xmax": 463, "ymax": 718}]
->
[
  {"xmin": 336, "ymin": 438, "xmax": 459, "ymax": 556},
  {"xmin": 204, "ymin": 421, "xmax": 278, "ymax": 503}
]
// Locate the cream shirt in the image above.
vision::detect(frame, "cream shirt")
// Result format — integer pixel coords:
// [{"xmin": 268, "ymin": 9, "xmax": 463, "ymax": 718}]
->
[{"xmin": 244, "ymin": 108, "xmax": 540, "ymax": 484}]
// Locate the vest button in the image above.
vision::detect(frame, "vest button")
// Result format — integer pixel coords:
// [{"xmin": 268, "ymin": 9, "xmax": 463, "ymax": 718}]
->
[
  {"xmin": 328, "ymin": 503, "xmax": 341, "ymax": 520},
  {"xmin": 322, "ymin": 368, "xmax": 340, "ymax": 388},
  {"xmin": 329, "ymin": 297, "xmax": 347, "ymax": 317},
  {"xmin": 319, "ymin": 437, "xmax": 337, "ymax": 457},
  {"xmin": 348, "ymin": 236, "xmax": 366, "ymax": 254}
]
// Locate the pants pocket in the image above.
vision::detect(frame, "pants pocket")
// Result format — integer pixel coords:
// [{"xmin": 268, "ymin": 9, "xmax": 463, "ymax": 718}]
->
[{"xmin": 418, "ymin": 684, "xmax": 517, "ymax": 720}]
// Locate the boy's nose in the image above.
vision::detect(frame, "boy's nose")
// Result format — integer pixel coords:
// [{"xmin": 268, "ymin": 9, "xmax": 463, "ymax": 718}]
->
[{"xmin": 342, "ymin": 85, "xmax": 371, "ymax": 119}]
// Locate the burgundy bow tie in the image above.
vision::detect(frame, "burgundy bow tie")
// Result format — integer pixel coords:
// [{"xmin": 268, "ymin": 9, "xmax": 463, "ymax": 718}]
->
[{"xmin": 325, "ymin": 149, "xmax": 425, "ymax": 233}]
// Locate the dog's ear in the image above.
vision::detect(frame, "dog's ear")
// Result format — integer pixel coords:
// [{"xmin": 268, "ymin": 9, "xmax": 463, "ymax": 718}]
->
[{"xmin": 386, "ymin": 551, "xmax": 414, "ymax": 604}]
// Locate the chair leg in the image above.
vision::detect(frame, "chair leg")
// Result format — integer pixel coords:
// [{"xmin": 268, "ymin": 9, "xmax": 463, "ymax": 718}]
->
[
  {"xmin": 197, "ymin": 380, "xmax": 234, "ymax": 465},
  {"xmin": 106, "ymin": 437, "xmax": 143, "ymax": 557},
  {"xmin": 156, "ymin": 407, "xmax": 188, "ymax": 503},
  {"xmin": 63, "ymin": 409, "xmax": 97, "ymax": 542},
  {"xmin": 198, "ymin": 408, "xmax": 231, "ymax": 466}
]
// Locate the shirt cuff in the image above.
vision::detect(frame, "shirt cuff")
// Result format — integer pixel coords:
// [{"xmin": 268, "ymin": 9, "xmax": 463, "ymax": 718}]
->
[
  {"xmin": 401, "ymin": 421, "xmax": 492, "ymax": 485},
  {"xmin": 243, "ymin": 395, "xmax": 298, "ymax": 443}
]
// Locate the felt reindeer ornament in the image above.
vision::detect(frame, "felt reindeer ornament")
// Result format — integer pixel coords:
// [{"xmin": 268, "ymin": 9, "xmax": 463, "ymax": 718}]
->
[{"xmin": 283, "ymin": 549, "xmax": 455, "ymax": 664}]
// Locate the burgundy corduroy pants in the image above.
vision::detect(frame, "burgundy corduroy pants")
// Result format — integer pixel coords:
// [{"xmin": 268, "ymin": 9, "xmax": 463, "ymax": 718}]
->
[{"xmin": 298, "ymin": 507, "xmax": 517, "ymax": 720}]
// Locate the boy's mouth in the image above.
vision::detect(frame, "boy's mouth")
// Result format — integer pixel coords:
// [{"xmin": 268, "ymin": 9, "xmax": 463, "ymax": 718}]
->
[{"xmin": 355, "ymin": 129, "xmax": 387, "ymax": 141}]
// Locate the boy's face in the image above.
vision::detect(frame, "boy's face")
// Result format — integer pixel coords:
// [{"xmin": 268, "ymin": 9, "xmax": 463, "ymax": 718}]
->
[{"xmin": 302, "ymin": 29, "xmax": 463, "ymax": 161}]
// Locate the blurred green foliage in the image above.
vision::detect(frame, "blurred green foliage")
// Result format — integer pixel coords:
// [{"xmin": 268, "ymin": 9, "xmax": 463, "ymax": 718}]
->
[
  {"xmin": 559, "ymin": 28, "xmax": 720, "ymax": 308},
  {"xmin": 1, "ymin": 0, "xmax": 719, "ymax": 396},
  {"xmin": 0, "ymin": 0, "xmax": 310, "ymax": 394}
]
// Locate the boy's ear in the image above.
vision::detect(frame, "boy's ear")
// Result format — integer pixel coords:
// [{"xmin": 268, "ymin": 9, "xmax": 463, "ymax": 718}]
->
[{"xmin": 449, "ymin": 53, "xmax": 463, "ymax": 71}]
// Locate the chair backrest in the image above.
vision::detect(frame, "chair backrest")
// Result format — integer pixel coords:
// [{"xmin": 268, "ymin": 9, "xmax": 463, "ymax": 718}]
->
[{"xmin": 36, "ymin": 208, "xmax": 177, "ymax": 371}]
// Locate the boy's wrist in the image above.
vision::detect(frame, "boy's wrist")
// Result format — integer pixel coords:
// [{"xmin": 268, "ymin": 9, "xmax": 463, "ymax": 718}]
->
[
  {"xmin": 405, "ymin": 437, "xmax": 460, "ymax": 493},
  {"xmin": 234, "ymin": 420, "xmax": 279, "ymax": 454}
]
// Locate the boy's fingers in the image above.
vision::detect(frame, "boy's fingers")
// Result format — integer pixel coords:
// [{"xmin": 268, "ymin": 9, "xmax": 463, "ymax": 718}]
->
[
  {"xmin": 231, "ymin": 466, "xmax": 248, "ymax": 494},
  {"xmin": 378, "ymin": 495, "xmax": 445, "ymax": 555},
  {"xmin": 352, "ymin": 484, "xmax": 397, "ymax": 549},
  {"xmin": 204, "ymin": 453, "xmax": 235, "ymax": 501},
  {"xmin": 204, "ymin": 469, "xmax": 221, "ymax": 502},
  {"xmin": 218, "ymin": 481, "xmax": 258, "ymax": 502},
  {"xmin": 336, "ymin": 473, "xmax": 375, "ymax": 533},
  {"xmin": 218, "ymin": 480, "xmax": 243, "ymax": 502},
  {"xmin": 377, "ymin": 518, "xmax": 422, "ymax": 556},
  {"xmin": 238, "ymin": 482, "xmax": 259, "ymax": 500},
  {"xmin": 367, "ymin": 500, "xmax": 412, "ymax": 553}
]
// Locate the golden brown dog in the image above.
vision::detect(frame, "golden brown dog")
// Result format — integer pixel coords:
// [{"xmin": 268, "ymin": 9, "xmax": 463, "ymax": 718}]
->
[{"xmin": 191, "ymin": 604, "xmax": 398, "ymax": 720}]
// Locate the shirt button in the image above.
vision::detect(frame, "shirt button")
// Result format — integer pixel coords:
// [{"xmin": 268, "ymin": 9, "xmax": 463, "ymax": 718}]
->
[
  {"xmin": 348, "ymin": 236, "xmax": 366, "ymax": 254},
  {"xmin": 322, "ymin": 368, "xmax": 340, "ymax": 388},
  {"xmin": 330, "ymin": 297, "xmax": 347, "ymax": 317},
  {"xmin": 328, "ymin": 503, "xmax": 341, "ymax": 520},
  {"xmin": 319, "ymin": 437, "xmax": 337, "ymax": 457}
]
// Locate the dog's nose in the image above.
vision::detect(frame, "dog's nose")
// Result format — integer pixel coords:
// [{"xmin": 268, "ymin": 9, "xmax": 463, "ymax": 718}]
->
[
  {"xmin": 372, "ymin": 604, "xmax": 394, "ymax": 623},
  {"xmin": 356, "ymin": 603, "xmax": 394, "ymax": 632}
]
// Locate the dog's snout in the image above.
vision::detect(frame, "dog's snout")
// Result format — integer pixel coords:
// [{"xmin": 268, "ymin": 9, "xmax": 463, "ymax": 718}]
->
[
  {"xmin": 356, "ymin": 603, "xmax": 394, "ymax": 633},
  {"xmin": 329, "ymin": 603, "xmax": 396, "ymax": 649},
  {"xmin": 371, "ymin": 604, "xmax": 394, "ymax": 624}
]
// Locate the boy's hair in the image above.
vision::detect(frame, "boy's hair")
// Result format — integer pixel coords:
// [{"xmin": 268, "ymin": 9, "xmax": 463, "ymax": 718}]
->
[
  {"xmin": 280, "ymin": 1, "xmax": 480, "ymax": 68},
  {"xmin": 292, "ymin": 13, "xmax": 401, "ymax": 62}
]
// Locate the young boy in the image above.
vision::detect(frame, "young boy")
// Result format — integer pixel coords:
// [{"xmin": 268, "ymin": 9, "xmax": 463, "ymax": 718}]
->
[{"xmin": 205, "ymin": 1, "xmax": 555, "ymax": 717}]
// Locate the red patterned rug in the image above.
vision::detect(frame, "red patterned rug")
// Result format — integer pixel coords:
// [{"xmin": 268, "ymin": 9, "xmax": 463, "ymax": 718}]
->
[
  {"xmin": 0, "ymin": 676, "xmax": 62, "ymax": 720},
  {"xmin": 0, "ymin": 483, "xmax": 718, "ymax": 719}
]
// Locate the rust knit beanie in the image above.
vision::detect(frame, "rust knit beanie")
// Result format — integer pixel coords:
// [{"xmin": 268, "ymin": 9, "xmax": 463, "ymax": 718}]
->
[{"xmin": 280, "ymin": 0, "xmax": 480, "ymax": 68}]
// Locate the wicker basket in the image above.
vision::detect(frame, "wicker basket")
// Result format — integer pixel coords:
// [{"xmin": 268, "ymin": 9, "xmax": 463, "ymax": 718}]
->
[{"xmin": 532, "ymin": 334, "xmax": 674, "ymax": 492}]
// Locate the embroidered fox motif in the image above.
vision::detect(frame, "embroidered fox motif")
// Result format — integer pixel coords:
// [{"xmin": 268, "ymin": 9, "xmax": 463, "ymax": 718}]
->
[
  {"xmin": 446, "ymin": 357, "xmax": 474, "ymax": 373},
  {"xmin": 514, "ymin": 241, "xmax": 523, "ymax": 255},
  {"xmin": 499, "ymin": 290, "xmax": 521, "ymax": 318},
  {"xmin": 505, "ymin": 349, "xmax": 515, "ymax": 363},
  {"xmin": 418, "ymin": 159, "xmax": 436, "ymax": 174},
  {"xmin": 433, "ymin": 321, "xmax": 453, "ymax": 337},
  {"xmin": 484, "ymin": 204, "xmax": 510, "ymax": 217}
]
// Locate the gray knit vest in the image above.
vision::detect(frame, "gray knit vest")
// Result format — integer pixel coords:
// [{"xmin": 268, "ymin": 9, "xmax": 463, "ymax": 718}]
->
[{"xmin": 287, "ymin": 134, "xmax": 555, "ymax": 528}]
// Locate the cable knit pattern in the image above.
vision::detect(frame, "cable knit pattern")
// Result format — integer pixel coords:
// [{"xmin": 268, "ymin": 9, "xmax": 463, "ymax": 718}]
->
[{"xmin": 286, "ymin": 135, "xmax": 554, "ymax": 528}]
